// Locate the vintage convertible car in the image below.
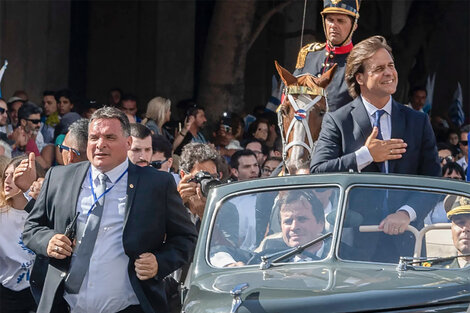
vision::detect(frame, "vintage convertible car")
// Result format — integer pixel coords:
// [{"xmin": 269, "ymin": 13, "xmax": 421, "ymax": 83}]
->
[{"xmin": 181, "ymin": 173, "xmax": 470, "ymax": 313}]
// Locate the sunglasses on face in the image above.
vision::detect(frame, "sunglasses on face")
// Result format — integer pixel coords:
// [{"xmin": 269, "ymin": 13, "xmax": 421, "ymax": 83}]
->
[
  {"xmin": 0, "ymin": 107, "xmax": 6, "ymax": 115},
  {"xmin": 439, "ymin": 156, "xmax": 453, "ymax": 163},
  {"xmin": 150, "ymin": 159, "xmax": 168, "ymax": 169},
  {"xmin": 461, "ymin": 141, "xmax": 468, "ymax": 146},
  {"xmin": 57, "ymin": 144, "xmax": 81, "ymax": 156},
  {"xmin": 26, "ymin": 118, "xmax": 41, "ymax": 124}
]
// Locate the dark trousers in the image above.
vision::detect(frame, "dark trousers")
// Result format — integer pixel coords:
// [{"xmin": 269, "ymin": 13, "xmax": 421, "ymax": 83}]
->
[{"xmin": 0, "ymin": 284, "xmax": 37, "ymax": 313}]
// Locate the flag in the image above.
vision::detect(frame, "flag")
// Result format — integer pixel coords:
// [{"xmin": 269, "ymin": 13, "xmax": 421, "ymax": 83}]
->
[
  {"xmin": 0, "ymin": 60, "xmax": 8, "ymax": 98},
  {"xmin": 423, "ymin": 73, "xmax": 435, "ymax": 114},
  {"xmin": 449, "ymin": 82, "xmax": 465, "ymax": 128}
]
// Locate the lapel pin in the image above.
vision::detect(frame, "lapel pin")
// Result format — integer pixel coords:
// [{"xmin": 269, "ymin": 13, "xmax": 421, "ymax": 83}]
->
[{"xmin": 129, "ymin": 184, "xmax": 134, "ymax": 189}]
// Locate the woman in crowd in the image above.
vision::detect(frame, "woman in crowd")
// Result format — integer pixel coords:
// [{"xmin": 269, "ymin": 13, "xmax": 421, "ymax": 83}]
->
[
  {"xmin": 249, "ymin": 119, "xmax": 269, "ymax": 143},
  {"xmin": 142, "ymin": 96, "xmax": 173, "ymax": 143},
  {"xmin": 0, "ymin": 156, "xmax": 44, "ymax": 312}
]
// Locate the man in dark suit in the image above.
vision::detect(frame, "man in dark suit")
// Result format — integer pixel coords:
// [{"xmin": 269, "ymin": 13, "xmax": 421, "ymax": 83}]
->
[
  {"xmin": 23, "ymin": 107, "xmax": 197, "ymax": 313},
  {"xmin": 310, "ymin": 36, "xmax": 440, "ymax": 260}
]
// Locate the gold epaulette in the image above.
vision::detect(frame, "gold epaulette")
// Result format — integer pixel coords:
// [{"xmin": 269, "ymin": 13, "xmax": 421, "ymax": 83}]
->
[{"xmin": 295, "ymin": 42, "xmax": 326, "ymax": 69}]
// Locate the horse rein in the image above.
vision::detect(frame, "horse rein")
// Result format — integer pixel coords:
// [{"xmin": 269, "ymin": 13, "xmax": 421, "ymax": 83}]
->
[{"xmin": 277, "ymin": 84, "xmax": 326, "ymax": 165}]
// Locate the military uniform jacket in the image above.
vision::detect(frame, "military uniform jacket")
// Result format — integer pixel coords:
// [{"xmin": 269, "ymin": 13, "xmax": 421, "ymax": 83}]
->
[{"xmin": 294, "ymin": 42, "xmax": 353, "ymax": 112}]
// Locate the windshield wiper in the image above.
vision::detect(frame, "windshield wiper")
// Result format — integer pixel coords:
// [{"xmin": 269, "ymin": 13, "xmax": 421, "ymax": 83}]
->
[
  {"xmin": 397, "ymin": 253, "xmax": 470, "ymax": 271},
  {"xmin": 259, "ymin": 232, "xmax": 332, "ymax": 270}
]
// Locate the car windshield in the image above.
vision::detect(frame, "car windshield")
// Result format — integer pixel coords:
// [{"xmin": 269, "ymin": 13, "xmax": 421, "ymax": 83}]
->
[
  {"xmin": 339, "ymin": 186, "xmax": 462, "ymax": 265},
  {"xmin": 208, "ymin": 186, "xmax": 339, "ymax": 268}
]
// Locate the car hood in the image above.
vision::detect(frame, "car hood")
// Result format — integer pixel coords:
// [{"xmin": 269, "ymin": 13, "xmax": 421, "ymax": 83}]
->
[{"xmin": 183, "ymin": 263, "xmax": 470, "ymax": 312}]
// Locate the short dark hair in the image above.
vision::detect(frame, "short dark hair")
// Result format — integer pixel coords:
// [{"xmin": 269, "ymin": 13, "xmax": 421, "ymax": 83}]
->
[
  {"xmin": 243, "ymin": 138, "xmax": 269, "ymax": 156},
  {"xmin": 151, "ymin": 135, "xmax": 172, "ymax": 159},
  {"xmin": 18, "ymin": 102, "xmax": 42, "ymax": 122},
  {"xmin": 67, "ymin": 118, "xmax": 89, "ymax": 154},
  {"xmin": 262, "ymin": 156, "xmax": 282, "ymax": 168},
  {"xmin": 460, "ymin": 124, "xmax": 470, "ymax": 134},
  {"xmin": 409, "ymin": 86, "xmax": 427, "ymax": 99},
  {"xmin": 121, "ymin": 94, "xmax": 138, "ymax": 103},
  {"xmin": 230, "ymin": 149, "xmax": 257, "ymax": 170},
  {"xmin": 43, "ymin": 90, "xmax": 56, "ymax": 97},
  {"xmin": 55, "ymin": 89, "xmax": 77, "ymax": 105},
  {"xmin": 279, "ymin": 190, "xmax": 325, "ymax": 226},
  {"xmin": 180, "ymin": 143, "xmax": 218, "ymax": 173},
  {"xmin": 130, "ymin": 123, "xmax": 151, "ymax": 139},
  {"xmin": 90, "ymin": 106, "xmax": 131, "ymax": 137},
  {"xmin": 272, "ymin": 137, "xmax": 283, "ymax": 153},
  {"xmin": 442, "ymin": 162, "xmax": 465, "ymax": 180},
  {"xmin": 187, "ymin": 105, "xmax": 204, "ymax": 118}
]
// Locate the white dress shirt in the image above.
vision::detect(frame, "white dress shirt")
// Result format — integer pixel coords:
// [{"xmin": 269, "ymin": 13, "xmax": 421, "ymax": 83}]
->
[
  {"xmin": 64, "ymin": 159, "xmax": 139, "ymax": 313},
  {"xmin": 354, "ymin": 96, "xmax": 416, "ymax": 222},
  {"xmin": 229, "ymin": 194, "xmax": 257, "ymax": 252}
]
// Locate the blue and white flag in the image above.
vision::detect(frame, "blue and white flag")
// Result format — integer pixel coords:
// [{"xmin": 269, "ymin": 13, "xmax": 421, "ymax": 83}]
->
[
  {"xmin": 449, "ymin": 82, "xmax": 465, "ymax": 128},
  {"xmin": 0, "ymin": 60, "xmax": 8, "ymax": 98}
]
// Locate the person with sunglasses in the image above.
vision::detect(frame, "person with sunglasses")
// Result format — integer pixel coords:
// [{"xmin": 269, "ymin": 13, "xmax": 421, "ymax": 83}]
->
[
  {"xmin": 151, "ymin": 135, "xmax": 179, "ymax": 184},
  {"xmin": 457, "ymin": 125, "xmax": 470, "ymax": 172},
  {"xmin": 15, "ymin": 102, "xmax": 53, "ymax": 170}
]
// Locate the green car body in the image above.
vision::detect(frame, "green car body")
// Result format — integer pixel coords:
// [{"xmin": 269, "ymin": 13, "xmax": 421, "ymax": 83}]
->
[{"xmin": 182, "ymin": 173, "xmax": 470, "ymax": 312}]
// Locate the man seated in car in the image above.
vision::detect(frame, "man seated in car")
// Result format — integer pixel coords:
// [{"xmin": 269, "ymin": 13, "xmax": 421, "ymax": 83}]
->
[
  {"xmin": 251, "ymin": 190, "xmax": 327, "ymax": 263},
  {"xmin": 440, "ymin": 195, "xmax": 470, "ymax": 268}
]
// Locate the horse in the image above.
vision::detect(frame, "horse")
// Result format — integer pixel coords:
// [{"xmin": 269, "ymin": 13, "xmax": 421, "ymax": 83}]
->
[{"xmin": 274, "ymin": 61, "xmax": 336, "ymax": 174}]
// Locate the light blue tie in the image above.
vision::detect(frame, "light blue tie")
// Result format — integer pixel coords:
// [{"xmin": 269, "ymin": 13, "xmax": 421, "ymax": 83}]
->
[
  {"xmin": 65, "ymin": 173, "xmax": 108, "ymax": 294},
  {"xmin": 373, "ymin": 110, "xmax": 386, "ymax": 172}
]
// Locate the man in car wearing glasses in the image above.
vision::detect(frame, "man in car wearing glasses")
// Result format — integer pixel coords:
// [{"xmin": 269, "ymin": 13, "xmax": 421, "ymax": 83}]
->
[{"xmin": 128, "ymin": 123, "xmax": 153, "ymax": 167}]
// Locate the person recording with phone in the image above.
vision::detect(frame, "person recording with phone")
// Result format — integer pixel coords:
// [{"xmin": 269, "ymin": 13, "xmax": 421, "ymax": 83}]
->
[{"xmin": 173, "ymin": 105, "xmax": 207, "ymax": 155}]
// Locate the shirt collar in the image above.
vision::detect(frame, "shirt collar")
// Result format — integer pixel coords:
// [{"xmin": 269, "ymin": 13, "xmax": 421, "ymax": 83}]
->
[
  {"xmin": 91, "ymin": 158, "xmax": 129, "ymax": 184},
  {"xmin": 361, "ymin": 95, "xmax": 392, "ymax": 117}
]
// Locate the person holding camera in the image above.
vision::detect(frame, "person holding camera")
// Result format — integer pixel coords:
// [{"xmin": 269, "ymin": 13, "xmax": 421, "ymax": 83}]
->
[{"xmin": 178, "ymin": 143, "xmax": 220, "ymax": 222}]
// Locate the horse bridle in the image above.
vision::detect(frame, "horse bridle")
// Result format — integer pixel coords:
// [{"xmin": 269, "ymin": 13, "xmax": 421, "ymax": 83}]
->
[{"xmin": 277, "ymin": 84, "xmax": 326, "ymax": 164}]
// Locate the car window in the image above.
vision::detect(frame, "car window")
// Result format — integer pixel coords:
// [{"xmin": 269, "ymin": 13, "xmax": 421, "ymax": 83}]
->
[
  {"xmin": 208, "ymin": 187, "xmax": 339, "ymax": 268},
  {"xmin": 339, "ymin": 186, "xmax": 460, "ymax": 265}
]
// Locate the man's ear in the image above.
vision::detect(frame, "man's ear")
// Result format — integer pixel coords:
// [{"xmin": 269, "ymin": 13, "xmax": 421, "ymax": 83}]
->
[
  {"xmin": 126, "ymin": 136, "xmax": 132, "ymax": 150},
  {"xmin": 355, "ymin": 72, "xmax": 364, "ymax": 86},
  {"xmin": 68, "ymin": 150, "xmax": 75, "ymax": 164},
  {"xmin": 167, "ymin": 158, "xmax": 173, "ymax": 169},
  {"xmin": 231, "ymin": 168, "xmax": 239, "ymax": 178},
  {"xmin": 20, "ymin": 119, "xmax": 27, "ymax": 127},
  {"xmin": 179, "ymin": 170, "xmax": 185, "ymax": 179}
]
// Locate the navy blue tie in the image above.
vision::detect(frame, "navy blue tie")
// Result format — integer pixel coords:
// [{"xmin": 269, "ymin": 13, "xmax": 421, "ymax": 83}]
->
[{"xmin": 373, "ymin": 110, "xmax": 386, "ymax": 172}]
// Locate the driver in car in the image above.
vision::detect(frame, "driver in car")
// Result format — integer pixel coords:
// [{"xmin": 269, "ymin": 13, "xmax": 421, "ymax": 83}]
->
[{"xmin": 247, "ymin": 190, "xmax": 328, "ymax": 264}]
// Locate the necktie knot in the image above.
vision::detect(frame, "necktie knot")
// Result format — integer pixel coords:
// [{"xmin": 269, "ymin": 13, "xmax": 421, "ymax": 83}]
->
[
  {"xmin": 98, "ymin": 173, "xmax": 108, "ymax": 185},
  {"xmin": 373, "ymin": 109, "xmax": 386, "ymax": 128}
]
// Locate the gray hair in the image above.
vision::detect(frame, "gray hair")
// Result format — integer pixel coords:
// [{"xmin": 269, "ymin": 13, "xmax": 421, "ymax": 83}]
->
[
  {"xmin": 90, "ymin": 106, "xmax": 130, "ymax": 136},
  {"xmin": 0, "ymin": 140, "xmax": 11, "ymax": 158},
  {"xmin": 67, "ymin": 118, "xmax": 89, "ymax": 155},
  {"xmin": 179, "ymin": 143, "xmax": 219, "ymax": 173}
]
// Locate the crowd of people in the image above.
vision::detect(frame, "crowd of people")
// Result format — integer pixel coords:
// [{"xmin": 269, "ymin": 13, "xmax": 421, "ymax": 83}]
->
[{"xmin": 1, "ymin": 0, "xmax": 470, "ymax": 313}]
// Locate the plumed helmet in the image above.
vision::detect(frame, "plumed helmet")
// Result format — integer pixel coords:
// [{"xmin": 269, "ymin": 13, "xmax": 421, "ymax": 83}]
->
[{"xmin": 321, "ymin": 0, "xmax": 361, "ymax": 19}]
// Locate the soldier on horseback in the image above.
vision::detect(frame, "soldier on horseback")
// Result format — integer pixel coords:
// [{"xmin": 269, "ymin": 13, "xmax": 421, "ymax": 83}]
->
[{"xmin": 294, "ymin": 0, "xmax": 361, "ymax": 112}]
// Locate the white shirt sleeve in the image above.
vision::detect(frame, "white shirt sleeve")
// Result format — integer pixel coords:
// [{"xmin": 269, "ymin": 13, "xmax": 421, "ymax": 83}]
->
[
  {"xmin": 397, "ymin": 205, "xmax": 416, "ymax": 222},
  {"xmin": 355, "ymin": 146, "xmax": 374, "ymax": 172}
]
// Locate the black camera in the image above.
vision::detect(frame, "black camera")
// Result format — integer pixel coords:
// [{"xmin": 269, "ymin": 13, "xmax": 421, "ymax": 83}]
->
[{"xmin": 188, "ymin": 171, "xmax": 221, "ymax": 197}]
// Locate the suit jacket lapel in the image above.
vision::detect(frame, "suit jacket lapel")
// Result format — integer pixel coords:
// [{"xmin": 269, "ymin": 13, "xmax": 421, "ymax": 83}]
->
[
  {"xmin": 124, "ymin": 161, "xmax": 139, "ymax": 229},
  {"xmin": 70, "ymin": 162, "xmax": 91, "ymax": 219},
  {"xmin": 390, "ymin": 100, "xmax": 405, "ymax": 173},
  {"xmin": 350, "ymin": 97, "xmax": 373, "ymax": 142}
]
